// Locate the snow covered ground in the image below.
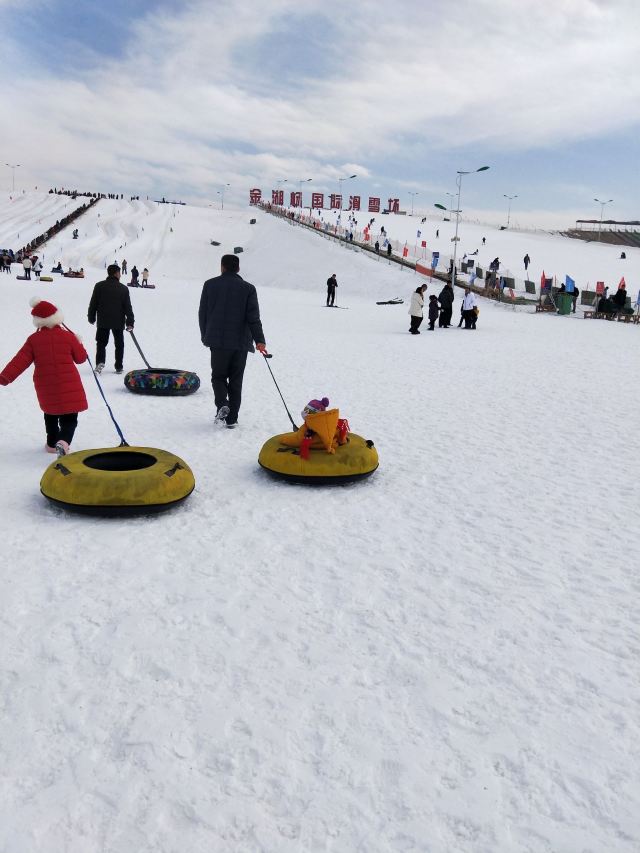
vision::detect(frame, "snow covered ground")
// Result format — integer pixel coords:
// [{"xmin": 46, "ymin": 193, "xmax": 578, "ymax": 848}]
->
[
  {"xmin": 0, "ymin": 195, "xmax": 639, "ymax": 852},
  {"xmin": 309, "ymin": 205, "xmax": 640, "ymax": 299}
]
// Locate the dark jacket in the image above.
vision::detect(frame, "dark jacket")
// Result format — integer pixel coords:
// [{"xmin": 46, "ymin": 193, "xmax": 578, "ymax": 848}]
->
[
  {"xmin": 199, "ymin": 271, "xmax": 265, "ymax": 352},
  {"xmin": 327, "ymin": 275, "xmax": 337, "ymax": 290},
  {"xmin": 438, "ymin": 285, "xmax": 454, "ymax": 307},
  {"xmin": 428, "ymin": 298, "xmax": 439, "ymax": 321},
  {"xmin": 88, "ymin": 276, "xmax": 134, "ymax": 329},
  {"xmin": 613, "ymin": 288, "xmax": 626, "ymax": 309}
]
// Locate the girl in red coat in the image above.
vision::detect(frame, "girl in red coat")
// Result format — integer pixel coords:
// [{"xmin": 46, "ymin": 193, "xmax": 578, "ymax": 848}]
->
[{"xmin": 0, "ymin": 298, "xmax": 88, "ymax": 456}]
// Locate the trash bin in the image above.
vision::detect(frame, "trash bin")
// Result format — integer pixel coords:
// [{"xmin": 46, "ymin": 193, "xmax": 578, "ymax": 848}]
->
[{"xmin": 556, "ymin": 293, "xmax": 573, "ymax": 315}]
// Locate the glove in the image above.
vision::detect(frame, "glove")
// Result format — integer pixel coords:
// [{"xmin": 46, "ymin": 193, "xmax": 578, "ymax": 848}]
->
[
  {"xmin": 256, "ymin": 342, "xmax": 268, "ymax": 355},
  {"xmin": 126, "ymin": 326, "xmax": 133, "ymax": 332}
]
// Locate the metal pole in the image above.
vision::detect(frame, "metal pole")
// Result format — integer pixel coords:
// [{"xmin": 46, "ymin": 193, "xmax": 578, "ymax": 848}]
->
[
  {"xmin": 451, "ymin": 173, "xmax": 462, "ymax": 293},
  {"xmin": 594, "ymin": 198, "xmax": 613, "ymax": 243}
]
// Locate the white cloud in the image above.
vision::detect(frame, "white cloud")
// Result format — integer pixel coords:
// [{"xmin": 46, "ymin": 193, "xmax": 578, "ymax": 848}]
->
[{"xmin": 1, "ymin": 0, "xmax": 638, "ymax": 206}]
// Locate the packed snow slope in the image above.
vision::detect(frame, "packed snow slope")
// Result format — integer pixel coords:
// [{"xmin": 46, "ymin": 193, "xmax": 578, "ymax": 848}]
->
[
  {"xmin": 0, "ymin": 196, "xmax": 639, "ymax": 853},
  {"xmin": 315, "ymin": 206, "xmax": 640, "ymax": 296},
  {"xmin": 0, "ymin": 191, "xmax": 82, "ymax": 250}
]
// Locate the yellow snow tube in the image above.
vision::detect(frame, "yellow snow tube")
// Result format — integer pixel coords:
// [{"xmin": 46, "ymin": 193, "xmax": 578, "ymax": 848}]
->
[
  {"xmin": 40, "ymin": 446, "xmax": 195, "ymax": 514},
  {"xmin": 259, "ymin": 432, "xmax": 378, "ymax": 484}
]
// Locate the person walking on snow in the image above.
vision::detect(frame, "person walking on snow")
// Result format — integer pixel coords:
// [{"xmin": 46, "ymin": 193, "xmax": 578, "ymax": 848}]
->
[
  {"xmin": 22, "ymin": 255, "xmax": 32, "ymax": 279},
  {"xmin": 438, "ymin": 282, "xmax": 454, "ymax": 327},
  {"xmin": 198, "ymin": 254, "xmax": 267, "ymax": 429},
  {"xmin": 87, "ymin": 263, "xmax": 135, "ymax": 375},
  {"xmin": 326, "ymin": 273, "xmax": 338, "ymax": 307},
  {"xmin": 121, "ymin": 259, "xmax": 128, "ymax": 275},
  {"xmin": 409, "ymin": 284, "xmax": 427, "ymax": 334},
  {"xmin": 32, "ymin": 257, "xmax": 43, "ymax": 278},
  {"xmin": 427, "ymin": 294, "xmax": 439, "ymax": 330},
  {"xmin": 523, "ymin": 253, "xmax": 530, "ymax": 271},
  {"xmin": 462, "ymin": 287, "xmax": 477, "ymax": 329},
  {"xmin": 142, "ymin": 267, "xmax": 150, "ymax": 286},
  {"xmin": 0, "ymin": 298, "xmax": 88, "ymax": 456}
]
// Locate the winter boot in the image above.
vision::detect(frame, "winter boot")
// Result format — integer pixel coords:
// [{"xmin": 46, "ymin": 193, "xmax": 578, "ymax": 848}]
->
[
  {"xmin": 95, "ymin": 363, "xmax": 105, "ymax": 375},
  {"xmin": 215, "ymin": 405, "xmax": 230, "ymax": 425},
  {"xmin": 55, "ymin": 440, "xmax": 70, "ymax": 457},
  {"xmin": 45, "ymin": 444, "xmax": 57, "ymax": 454}
]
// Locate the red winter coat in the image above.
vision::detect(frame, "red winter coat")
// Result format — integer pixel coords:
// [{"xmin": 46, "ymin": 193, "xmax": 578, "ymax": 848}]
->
[{"xmin": 0, "ymin": 326, "xmax": 88, "ymax": 414}]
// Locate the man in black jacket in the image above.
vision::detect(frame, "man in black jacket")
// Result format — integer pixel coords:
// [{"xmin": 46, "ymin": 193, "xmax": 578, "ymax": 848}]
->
[
  {"xmin": 199, "ymin": 254, "xmax": 267, "ymax": 428},
  {"xmin": 438, "ymin": 283, "xmax": 454, "ymax": 327},
  {"xmin": 87, "ymin": 264, "xmax": 135, "ymax": 374},
  {"xmin": 326, "ymin": 273, "xmax": 337, "ymax": 306}
]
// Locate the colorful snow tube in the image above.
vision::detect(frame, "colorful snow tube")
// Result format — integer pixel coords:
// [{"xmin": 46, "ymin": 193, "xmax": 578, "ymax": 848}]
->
[
  {"xmin": 40, "ymin": 445, "xmax": 195, "ymax": 515},
  {"xmin": 258, "ymin": 433, "xmax": 378, "ymax": 485},
  {"xmin": 124, "ymin": 368, "xmax": 200, "ymax": 396}
]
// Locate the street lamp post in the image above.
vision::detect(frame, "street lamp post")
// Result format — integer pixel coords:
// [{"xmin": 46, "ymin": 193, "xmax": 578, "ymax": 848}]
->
[
  {"xmin": 338, "ymin": 174, "xmax": 357, "ymax": 210},
  {"xmin": 275, "ymin": 179, "xmax": 287, "ymax": 207},
  {"xmin": 408, "ymin": 191, "xmax": 419, "ymax": 216},
  {"xmin": 298, "ymin": 177, "xmax": 312, "ymax": 207},
  {"xmin": 435, "ymin": 166, "xmax": 490, "ymax": 295},
  {"xmin": 5, "ymin": 163, "xmax": 21, "ymax": 192},
  {"xmin": 594, "ymin": 197, "xmax": 613, "ymax": 242},
  {"xmin": 503, "ymin": 193, "xmax": 518, "ymax": 228},
  {"xmin": 444, "ymin": 192, "xmax": 455, "ymax": 219},
  {"xmin": 216, "ymin": 183, "xmax": 230, "ymax": 210}
]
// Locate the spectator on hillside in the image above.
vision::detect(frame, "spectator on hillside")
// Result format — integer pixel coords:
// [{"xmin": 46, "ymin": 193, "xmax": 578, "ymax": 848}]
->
[
  {"xmin": 386, "ymin": 242, "xmax": 392, "ymax": 258},
  {"xmin": 408, "ymin": 284, "xmax": 427, "ymax": 334},
  {"xmin": 523, "ymin": 253, "xmax": 530, "ymax": 271},
  {"xmin": 326, "ymin": 273, "xmax": 338, "ymax": 307},
  {"xmin": 438, "ymin": 283, "xmax": 454, "ymax": 327},
  {"xmin": 613, "ymin": 285, "xmax": 627, "ymax": 311},
  {"xmin": 374, "ymin": 240, "xmax": 380, "ymax": 254},
  {"xmin": 572, "ymin": 285, "xmax": 580, "ymax": 313}
]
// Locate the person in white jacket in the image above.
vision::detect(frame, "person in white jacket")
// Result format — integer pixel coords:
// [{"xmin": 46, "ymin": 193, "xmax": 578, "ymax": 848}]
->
[
  {"xmin": 462, "ymin": 287, "xmax": 478, "ymax": 329},
  {"xmin": 22, "ymin": 255, "xmax": 32, "ymax": 279},
  {"xmin": 33, "ymin": 258, "xmax": 43, "ymax": 279},
  {"xmin": 408, "ymin": 284, "xmax": 427, "ymax": 334}
]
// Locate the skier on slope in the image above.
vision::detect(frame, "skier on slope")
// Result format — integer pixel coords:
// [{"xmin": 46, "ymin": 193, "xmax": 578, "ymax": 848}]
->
[{"xmin": 326, "ymin": 273, "xmax": 338, "ymax": 307}]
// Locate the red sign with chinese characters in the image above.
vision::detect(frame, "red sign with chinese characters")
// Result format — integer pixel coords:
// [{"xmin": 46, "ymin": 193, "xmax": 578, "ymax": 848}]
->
[
  {"xmin": 368, "ymin": 197, "xmax": 380, "ymax": 212},
  {"xmin": 272, "ymin": 190, "xmax": 284, "ymax": 205},
  {"xmin": 349, "ymin": 195, "xmax": 360, "ymax": 211},
  {"xmin": 249, "ymin": 188, "xmax": 262, "ymax": 204},
  {"xmin": 290, "ymin": 191, "xmax": 302, "ymax": 207},
  {"xmin": 312, "ymin": 192, "xmax": 324, "ymax": 209},
  {"xmin": 330, "ymin": 194, "xmax": 342, "ymax": 209},
  {"xmin": 388, "ymin": 198, "xmax": 400, "ymax": 213}
]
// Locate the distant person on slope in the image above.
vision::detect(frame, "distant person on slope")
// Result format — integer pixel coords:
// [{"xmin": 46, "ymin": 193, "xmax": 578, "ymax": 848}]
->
[
  {"xmin": 22, "ymin": 255, "xmax": 32, "ymax": 279},
  {"xmin": 199, "ymin": 254, "xmax": 267, "ymax": 429},
  {"xmin": 386, "ymin": 242, "xmax": 392, "ymax": 258},
  {"xmin": 523, "ymin": 253, "xmax": 530, "ymax": 271},
  {"xmin": 409, "ymin": 284, "xmax": 427, "ymax": 334},
  {"xmin": 121, "ymin": 259, "xmax": 128, "ymax": 275},
  {"xmin": 438, "ymin": 282, "xmax": 454, "ymax": 327},
  {"xmin": 326, "ymin": 273, "xmax": 338, "ymax": 307},
  {"xmin": 87, "ymin": 264, "xmax": 135, "ymax": 375}
]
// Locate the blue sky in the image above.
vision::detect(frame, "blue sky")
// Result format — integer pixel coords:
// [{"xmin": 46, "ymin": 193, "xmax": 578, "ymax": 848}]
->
[{"xmin": 1, "ymin": 0, "xmax": 639, "ymax": 227}]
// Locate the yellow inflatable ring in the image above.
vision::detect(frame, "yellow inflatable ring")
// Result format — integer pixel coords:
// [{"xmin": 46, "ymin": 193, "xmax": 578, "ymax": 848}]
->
[
  {"xmin": 40, "ymin": 446, "xmax": 195, "ymax": 515},
  {"xmin": 258, "ymin": 432, "xmax": 378, "ymax": 484}
]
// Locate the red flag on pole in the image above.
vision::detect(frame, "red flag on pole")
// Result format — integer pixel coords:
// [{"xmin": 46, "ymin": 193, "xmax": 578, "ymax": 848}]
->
[
  {"xmin": 540, "ymin": 269, "xmax": 545, "ymax": 288},
  {"xmin": 618, "ymin": 276, "xmax": 626, "ymax": 289}
]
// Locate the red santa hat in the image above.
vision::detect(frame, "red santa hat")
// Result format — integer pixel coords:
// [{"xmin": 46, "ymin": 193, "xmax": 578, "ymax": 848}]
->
[{"xmin": 30, "ymin": 297, "xmax": 63, "ymax": 328}]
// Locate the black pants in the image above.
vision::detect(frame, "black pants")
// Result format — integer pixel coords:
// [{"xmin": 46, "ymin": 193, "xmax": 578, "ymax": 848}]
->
[
  {"xmin": 428, "ymin": 318, "xmax": 435, "ymax": 330},
  {"xmin": 439, "ymin": 306, "xmax": 452, "ymax": 327},
  {"xmin": 44, "ymin": 413, "xmax": 78, "ymax": 448},
  {"xmin": 210, "ymin": 348, "xmax": 248, "ymax": 423},
  {"xmin": 409, "ymin": 315, "xmax": 423, "ymax": 334},
  {"xmin": 96, "ymin": 327, "xmax": 124, "ymax": 369},
  {"xmin": 327, "ymin": 287, "xmax": 336, "ymax": 306},
  {"xmin": 24, "ymin": 268, "xmax": 31, "ymax": 279}
]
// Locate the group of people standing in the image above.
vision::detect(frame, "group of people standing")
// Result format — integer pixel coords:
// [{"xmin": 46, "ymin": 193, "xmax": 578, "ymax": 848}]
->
[{"xmin": 409, "ymin": 282, "xmax": 478, "ymax": 334}]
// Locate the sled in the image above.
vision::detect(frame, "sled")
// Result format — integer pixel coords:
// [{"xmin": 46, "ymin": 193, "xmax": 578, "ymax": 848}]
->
[{"xmin": 376, "ymin": 298, "xmax": 404, "ymax": 305}]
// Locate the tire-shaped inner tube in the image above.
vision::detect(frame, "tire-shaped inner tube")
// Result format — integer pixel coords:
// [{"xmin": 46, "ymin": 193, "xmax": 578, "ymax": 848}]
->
[
  {"xmin": 258, "ymin": 433, "xmax": 378, "ymax": 485},
  {"xmin": 124, "ymin": 368, "xmax": 200, "ymax": 396},
  {"xmin": 40, "ymin": 445, "xmax": 195, "ymax": 515}
]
